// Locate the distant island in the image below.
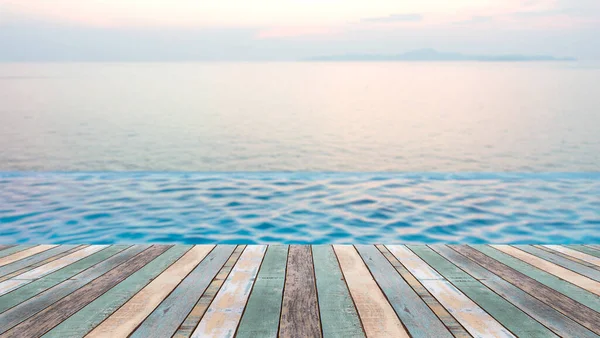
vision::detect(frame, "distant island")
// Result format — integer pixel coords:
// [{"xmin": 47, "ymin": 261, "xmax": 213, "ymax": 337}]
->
[{"xmin": 306, "ymin": 48, "xmax": 576, "ymax": 62}]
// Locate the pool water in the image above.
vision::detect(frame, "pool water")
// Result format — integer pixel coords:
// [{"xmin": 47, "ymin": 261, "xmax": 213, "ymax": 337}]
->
[{"xmin": 1, "ymin": 173, "xmax": 598, "ymax": 244}]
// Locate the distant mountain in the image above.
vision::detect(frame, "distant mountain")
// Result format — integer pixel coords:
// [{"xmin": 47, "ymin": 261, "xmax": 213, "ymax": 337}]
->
[{"xmin": 307, "ymin": 48, "xmax": 576, "ymax": 61}]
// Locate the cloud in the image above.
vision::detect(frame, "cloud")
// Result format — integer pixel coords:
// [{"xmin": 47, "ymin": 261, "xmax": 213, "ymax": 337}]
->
[
  {"xmin": 453, "ymin": 16, "xmax": 493, "ymax": 24},
  {"xmin": 361, "ymin": 14, "xmax": 422, "ymax": 23}
]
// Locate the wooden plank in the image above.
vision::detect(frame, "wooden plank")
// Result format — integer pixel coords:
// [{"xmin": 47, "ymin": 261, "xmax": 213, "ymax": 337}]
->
[
  {"xmin": 333, "ymin": 245, "xmax": 409, "ymax": 338},
  {"xmin": 130, "ymin": 245, "xmax": 236, "ymax": 338},
  {"xmin": 376, "ymin": 245, "xmax": 471, "ymax": 338},
  {"xmin": 357, "ymin": 245, "xmax": 452, "ymax": 338},
  {"xmin": 534, "ymin": 245, "xmax": 600, "ymax": 271},
  {"xmin": 278, "ymin": 245, "xmax": 322, "ymax": 338},
  {"xmin": 309, "ymin": 245, "xmax": 365, "ymax": 338},
  {"xmin": 0, "ymin": 245, "xmax": 129, "ymax": 315},
  {"xmin": 0, "ymin": 245, "xmax": 58, "ymax": 269},
  {"xmin": 471, "ymin": 245, "xmax": 600, "ymax": 313},
  {"xmin": 0, "ymin": 246, "xmax": 106, "ymax": 297},
  {"xmin": 86, "ymin": 245, "xmax": 214, "ymax": 337},
  {"xmin": 567, "ymin": 245, "xmax": 600, "ymax": 259},
  {"xmin": 44, "ymin": 245, "xmax": 191, "ymax": 338},
  {"xmin": 388, "ymin": 245, "xmax": 515, "ymax": 338},
  {"xmin": 0, "ymin": 244, "xmax": 151, "ymax": 335},
  {"xmin": 492, "ymin": 245, "xmax": 600, "ymax": 296},
  {"xmin": 173, "ymin": 245, "xmax": 246, "ymax": 338},
  {"xmin": 0, "ymin": 245, "xmax": 87, "ymax": 283},
  {"xmin": 516, "ymin": 245, "xmax": 600, "ymax": 282},
  {"xmin": 0, "ymin": 246, "xmax": 35, "ymax": 259},
  {"xmin": 434, "ymin": 245, "xmax": 594, "ymax": 338},
  {"xmin": 543, "ymin": 245, "xmax": 600, "ymax": 268},
  {"xmin": 0, "ymin": 245, "xmax": 14, "ymax": 252},
  {"xmin": 2, "ymin": 245, "xmax": 171, "ymax": 338},
  {"xmin": 191, "ymin": 245, "xmax": 267, "ymax": 338},
  {"xmin": 453, "ymin": 245, "xmax": 600, "ymax": 335},
  {"xmin": 236, "ymin": 245, "xmax": 289, "ymax": 338}
]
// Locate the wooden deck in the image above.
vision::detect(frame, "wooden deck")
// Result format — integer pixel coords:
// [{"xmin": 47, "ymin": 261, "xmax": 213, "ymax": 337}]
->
[{"xmin": 0, "ymin": 245, "xmax": 599, "ymax": 337}]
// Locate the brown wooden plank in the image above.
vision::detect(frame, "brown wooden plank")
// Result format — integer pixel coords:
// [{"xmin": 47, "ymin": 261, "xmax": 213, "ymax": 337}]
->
[
  {"xmin": 279, "ymin": 245, "xmax": 322, "ymax": 338},
  {"xmin": 452, "ymin": 245, "xmax": 600, "ymax": 334},
  {"xmin": 1, "ymin": 245, "xmax": 171, "ymax": 338},
  {"xmin": 376, "ymin": 245, "xmax": 471, "ymax": 338}
]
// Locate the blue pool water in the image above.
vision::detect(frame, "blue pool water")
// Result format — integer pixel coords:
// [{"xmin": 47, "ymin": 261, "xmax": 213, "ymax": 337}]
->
[{"xmin": 1, "ymin": 173, "xmax": 599, "ymax": 244}]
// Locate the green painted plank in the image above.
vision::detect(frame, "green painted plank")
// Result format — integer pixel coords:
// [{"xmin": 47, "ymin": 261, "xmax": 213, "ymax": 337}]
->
[
  {"xmin": 0, "ymin": 245, "xmax": 130, "ymax": 314},
  {"xmin": 408, "ymin": 245, "xmax": 550, "ymax": 338},
  {"xmin": 433, "ymin": 245, "xmax": 593, "ymax": 338},
  {"xmin": 43, "ymin": 245, "xmax": 192, "ymax": 338},
  {"xmin": 309, "ymin": 245, "xmax": 364, "ymax": 338},
  {"xmin": 472, "ymin": 245, "xmax": 600, "ymax": 312},
  {"xmin": 0, "ymin": 245, "xmax": 14, "ymax": 253},
  {"xmin": 515, "ymin": 245, "xmax": 600, "ymax": 282},
  {"xmin": 0, "ymin": 245, "xmax": 78, "ymax": 278},
  {"xmin": 131, "ymin": 245, "xmax": 236, "ymax": 338},
  {"xmin": 0, "ymin": 244, "xmax": 151, "ymax": 334},
  {"xmin": 355, "ymin": 245, "xmax": 452, "ymax": 338},
  {"xmin": 0, "ymin": 246, "xmax": 34, "ymax": 259},
  {"xmin": 567, "ymin": 245, "xmax": 600, "ymax": 259},
  {"xmin": 236, "ymin": 245, "xmax": 289, "ymax": 338}
]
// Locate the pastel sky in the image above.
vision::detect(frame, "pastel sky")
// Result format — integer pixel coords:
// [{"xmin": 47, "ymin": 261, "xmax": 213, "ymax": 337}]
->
[{"xmin": 1, "ymin": 0, "xmax": 599, "ymax": 60}]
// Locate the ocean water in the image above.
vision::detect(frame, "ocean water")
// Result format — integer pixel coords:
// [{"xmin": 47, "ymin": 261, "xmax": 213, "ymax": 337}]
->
[{"xmin": 1, "ymin": 62, "xmax": 599, "ymax": 244}]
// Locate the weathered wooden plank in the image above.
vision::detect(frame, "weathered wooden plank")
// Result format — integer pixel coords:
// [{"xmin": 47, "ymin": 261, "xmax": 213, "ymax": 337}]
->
[
  {"xmin": 44, "ymin": 245, "xmax": 190, "ymax": 338},
  {"xmin": 333, "ymin": 245, "xmax": 409, "ymax": 338},
  {"xmin": 472, "ymin": 245, "xmax": 600, "ymax": 313},
  {"xmin": 0, "ymin": 246, "xmax": 55, "ymax": 267},
  {"xmin": 0, "ymin": 245, "xmax": 129, "ymax": 315},
  {"xmin": 410, "ymin": 245, "xmax": 562, "ymax": 338},
  {"xmin": 388, "ymin": 245, "xmax": 515, "ymax": 338},
  {"xmin": 544, "ymin": 245, "xmax": 600, "ymax": 268},
  {"xmin": 309, "ymin": 245, "xmax": 365, "ymax": 338},
  {"xmin": 454, "ymin": 245, "xmax": 600, "ymax": 335},
  {"xmin": 357, "ymin": 245, "xmax": 452, "ymax": 338},
  {"xmin": 0, "ymin": 246, "xmax": 106, "ymax": 297},
  {"xmin": 492, "ymin": 245, "xmax": 600, "ymax": 296},
  {"xmin": 376, "ymin": 245, "xmax": 471, "ymax": 338},
  {"xmin": 0, "ymin": 244, "xmax": 152, "ymax": 335},
  {"xmin": 278, "ymin": 245, "xmax": 322, "ymax": 338},
  {"xmin": 0, "ymin": 245, "xmax": 13, "ymax": 252},
  {"xmin": 0, "ymin": 246, "xmax": 35, "ymax": 260},
  {"xmin": 130, "ymin": 245, "xmax": 235, "ymax": 338},
  {"xmin": 0, "ymin": 245, "xmax": 86, "ymax": 283},
  {"xmin": 2, "ymin": 245, "xmax": 171, "ymax": 338},
  {"xmin": 0, "ymin": 245, "xmax": 60, "ymax": 272},
  {"xmin": 236, "ymin": 245, "xmax": 289, "ymax": 338},
  {"xmin": 434, "ymin": 245, "xmax": 595, "ymax": 338},
  {"xmin": 173, "ymin": 245, "xmax": 246, "ymax": 338},
  {"xmin": 86, "ymin": 245, "xmax": 214, "ymax": 337},
  {"xmin": 534, "ymin": 245, "xmax": 600, "ymax": 271},
  {"xmin": 191, "ymin": 245, "xmax": 267, "ymax": 338},
  {"xmin": 516, "ymin": 245, "xmax": 600, "ymax": 282},
  {"xmin": 567, "ymin": 245, "xmax": 600, "ymax": 259}
]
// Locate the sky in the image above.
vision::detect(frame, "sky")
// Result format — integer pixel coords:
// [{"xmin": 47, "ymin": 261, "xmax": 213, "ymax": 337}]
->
[{"xmin": 1, "ymin": 0, "xmax": 599, "ymax": 61}]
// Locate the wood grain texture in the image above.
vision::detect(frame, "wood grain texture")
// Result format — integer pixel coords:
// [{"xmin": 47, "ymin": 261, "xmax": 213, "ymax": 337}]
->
[
  {"xmin": 376, "ymin": 245, "xmax": 471, "ymax": 338},
  {"xmin": 44, "ymin": 245, "xmax": 191, "ymax": 338},
  {"xmin": 534, "ymin": 245, "xmax": 600, "ymax": 272},
  {"xmin": 0, "ymin": 246, "xmax": 34, "ymax": 260},
  {"xmin": 543, "ymin": 245, "xmax": 600, "ymax": 268},
  {"xmin": 0, "ymin": 246, "xmax": 86, "ymax": 283},
  {"xmin": 357, "ymin": 245, "xmax": 452, "ymax": 338},
  {"xmin": 516, "ymin": 245, "xmax": 600, "ymax": 282},
  {"xmin": 388, "ymin": 245, "xmax": 515, "ymax": 338},
  {"xmin": 278, "ymin": 245, "xmax": 322, "ymax": 338},
  {"xmin": 191, "ymin": 245, "xmax": 267, "ymax": 338},
  {"xmin": 0, "ymin": 246, "xmax": 56, "ymax": 268},
  {"xmin": 492, "ymin": 245, "xmax": 600, "ymax": 295},
  {"xmin": 236, "ymin": 245, "xmax": 289, "ymax": 338},
  {"xmin": 173, "ymin": 245, "xmax": 246, "ymax": 338},
  {"xmin": 131, "ymin": 245, "xmax": 235, "ymax": 338},
  {"xmin": 472, "ymin": 245, "xmax": 600, "ymax": 313},
  {"xmin": 0, "ymin": 245, "xmax": 129, "ymax": 315},
  {"xmin": 567, "ymin": 245, "xmax": 600, "ymax": 259},
  {"xmin": 333, "ymin": 245, "xmax": 409, "ymax": 338},
  {"xmin": 309, "ymin": 245, "xmax": 365, "ymax": 338},
  {"xmin": 0, "ymin": 244, "xmax": 154, "ymax": 336},
  {"xmin": 0, "ymin": 246, "xmax": 106, "ymax": 297},
  {"xmin": 86, "ymin": 245, "xmax": 214, "ymax": 337},
  {"xmin": 435, "ymin": 245, "xmax": 593, "ymax": 338},
  {"xmin": 454, "ymin": 245, "xmax": 600, "ymax": 335}
]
